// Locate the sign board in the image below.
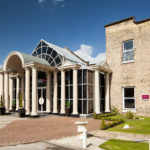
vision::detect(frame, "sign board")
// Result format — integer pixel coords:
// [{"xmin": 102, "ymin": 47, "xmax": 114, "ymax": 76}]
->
[
  {"xmin": 142, "ymin": 95, "xmax": 149, "ymax": 100},
  {"xmin": 39, "ymin": 97, "xmax": 44, "ymax": 105}
]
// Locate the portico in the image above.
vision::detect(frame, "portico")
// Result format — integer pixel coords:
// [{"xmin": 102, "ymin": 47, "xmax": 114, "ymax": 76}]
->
[{"xmin": 0, "ymin": 39, "xmax": 111, "ymax": 117}]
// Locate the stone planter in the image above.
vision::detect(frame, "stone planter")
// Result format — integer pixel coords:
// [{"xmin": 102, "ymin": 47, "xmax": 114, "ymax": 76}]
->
[
  {"xmin": 12, "ymin": 106, "xmax": 16, "ymax": 112},
  {"xmin": 0, "ymin": 107, "xmax": 5, "ymax": 115},
  {"xmin": 66, "ymin": 107, "xmax": 70, "ymax": 116},
  {"xmin": 18, "ymin": 108, "xmax": 25, "ymax": 118}
]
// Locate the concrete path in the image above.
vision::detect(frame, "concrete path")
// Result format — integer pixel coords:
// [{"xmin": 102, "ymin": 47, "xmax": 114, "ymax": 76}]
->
[
  {"xmin": 0, "ymin": 135, "xmax": 105, "ymax": 150},
  {"xmin": 0, "ymin": 113, "xmax": 27, "ymax": 129},
  {"xmin": 49, "ymin": 135, "xmax": 106, "ymax": 150},
  {"xmin": 90, "ymin": 130, "xmax": 150, "ymax": 142},
  {"xmin": 0, "ymin": 141, "xmax": 75, "ymax": 150}
]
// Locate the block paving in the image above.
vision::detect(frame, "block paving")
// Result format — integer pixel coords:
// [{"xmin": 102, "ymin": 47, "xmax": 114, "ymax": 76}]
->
[{"xmin": 0, "ymin": 115, "xmax": 101, "ymax": 147}]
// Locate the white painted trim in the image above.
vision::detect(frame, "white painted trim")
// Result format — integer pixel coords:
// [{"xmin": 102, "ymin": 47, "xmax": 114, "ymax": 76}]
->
[
  {"xmin": 122, "ymin": 39, "xmax": 134, "ymax": 63},
  {"xmin": 3, "ymin": 51, "xmax": 25, "ymax": 71},
  {"xmin": 122, "ymin": 60, "xmax": 134, "ymax": 64},
  {"xmin": 122, "ymin": 86, "xmax": 136, "ymax": 112}
]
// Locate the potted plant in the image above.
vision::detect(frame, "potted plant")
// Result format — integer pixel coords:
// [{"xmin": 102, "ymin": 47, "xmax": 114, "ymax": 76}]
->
[
  {"xmin": 0, "ymin": 95, "xmax": 5, "ymax": 115},
  {"xmin": 66, "ymin": 100, "xmax": 71, "ymax": 116},
  {"xmin": 12, "ymin": 100, "xmax": 16, "ymax": 112},
  {"xmin": 18, "ymin": 90, "xmax": 25, "ymax": 118}
]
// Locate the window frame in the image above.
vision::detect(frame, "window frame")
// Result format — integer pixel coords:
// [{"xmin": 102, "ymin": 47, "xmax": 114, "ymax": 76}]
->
[
  {"xmin": 122, "ymin": 87, "xmax": 136, "ymax": 112},
  {"xmin": 122, "ymin": 40, "xmax": 134, "ymax": 63}
]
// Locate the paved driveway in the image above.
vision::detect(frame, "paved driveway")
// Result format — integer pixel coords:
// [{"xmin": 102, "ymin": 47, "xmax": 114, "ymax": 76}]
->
[{"xmin": 0, "ymin": 115, "xmax": 101, "ymax": 147}]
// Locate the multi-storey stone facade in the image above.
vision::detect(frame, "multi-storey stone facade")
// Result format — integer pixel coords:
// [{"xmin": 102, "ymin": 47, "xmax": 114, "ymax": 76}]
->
[{"xmin": 105, "ymin": 17, "xmax": 150, "ymax": 115}]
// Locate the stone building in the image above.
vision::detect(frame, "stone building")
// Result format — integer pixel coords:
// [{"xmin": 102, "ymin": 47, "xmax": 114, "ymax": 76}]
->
[
  {"xmin": 105, "ymin": 16, "xmax": 150, "ymax": 115},
  {"xmin": 0, "ymin": 39, "xmax": 111, "ymax": 117}
]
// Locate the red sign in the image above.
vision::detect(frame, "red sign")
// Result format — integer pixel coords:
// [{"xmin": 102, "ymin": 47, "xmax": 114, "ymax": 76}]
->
[{"xmin": 142, "ymin": 95, "xmax": 149, "ymax": 99}]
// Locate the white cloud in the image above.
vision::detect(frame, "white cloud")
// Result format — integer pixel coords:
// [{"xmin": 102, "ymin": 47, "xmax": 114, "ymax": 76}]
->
[
  {"xmin": 74, "ymin": 44, "xmax": 106, "ymax": 64},
  {"xmin": 38, "ymin": 0, "xmax": 45, "ymax": 3},
  {"xmin": 38, "ymin": 0, "xmax": 64, "ymax": 4}
]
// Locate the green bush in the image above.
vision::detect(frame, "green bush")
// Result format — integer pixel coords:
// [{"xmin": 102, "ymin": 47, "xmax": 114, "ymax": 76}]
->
[
  {"xmin": 12, "ymin": 100, "xmax": 16, "ymax": 106},
  {"xmin": 126, "ymin": 111, "xmax": 134, "ymax": 119},
  {"xmin": 66, "ymin": 100, "xmax": 71, "ymax": 108},
  {"xmin": 100, "ymin": 118, "xmax": 124, "ymax": 130},
  {"xmin": 93, "ymin": 112, "xmax": 117, "ymax": 120},
  {"xmin": 111, "ymin": 106, "xmax": 119, "ymax": 114},
  {"xmin": 93, "ymin": 112, "xmax": 97, "ymax": 119},
  {"xmin": 101, "ymin": 120, "xmax": 107, "ymax": 130}
]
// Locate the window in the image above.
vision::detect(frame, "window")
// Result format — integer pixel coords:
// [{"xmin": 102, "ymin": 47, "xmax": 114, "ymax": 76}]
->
[
  {"xmin": 32, "ymin": 41, "xmax": 63, "ymax": 66},
  {"xmin": 123, "ymin": 40, "xmax": 134, "ymax": 63},
  {"xmin": 123, "ymin": 87, "xmax": 135, "ymax": 110}
]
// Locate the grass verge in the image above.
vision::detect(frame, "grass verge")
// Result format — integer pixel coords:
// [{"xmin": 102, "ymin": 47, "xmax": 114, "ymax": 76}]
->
[
  {"xmin": 99, "ymin": 139, "xmax": 149, "ymax": 150},
  {"xmin": 107, "ymin": 115, "xmax": 150, "ymax": 135}
]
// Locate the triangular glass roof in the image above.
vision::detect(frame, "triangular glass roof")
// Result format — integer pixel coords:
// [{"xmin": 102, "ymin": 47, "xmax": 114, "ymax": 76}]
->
[
  {"xmin": 32, "ymin": 40, "xmax": 63, "ymax": 66},
  {"xmin": 32, "ymin": 39, "xmax": 86, "ymax": 67}
]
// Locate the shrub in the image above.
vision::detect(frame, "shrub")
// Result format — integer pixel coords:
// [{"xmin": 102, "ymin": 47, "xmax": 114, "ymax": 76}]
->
[
  {"xmin": 101, "ymin": 120, "xmax": 107, "ymax": 130},
  {"xmin": 93, "ymin": 112, "xmax": 97, "ymax": 119},
  {"xmin": 126, "ymin": 111, "xmax": 134, "ymax": 119},
  {"xmin": 66, "ymin": 100, "xmax": 71, "ymax": 108},
  {"xmin": 93, "ymin": 112, "xmax": 117, "ymax": 120},
  {"xmin": 111, "ymin": 106, "xmax": 119, "ymax": 114},
  {"xmin": 100, "ymin": 118, "xmax": 125, "ymax": 130},
  {"xmin": 12, "ymin": 100, "xmax": 16, "ymax": 106}
]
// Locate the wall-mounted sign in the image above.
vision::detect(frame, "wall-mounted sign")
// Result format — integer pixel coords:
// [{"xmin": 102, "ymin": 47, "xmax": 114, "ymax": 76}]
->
[{"xmin": 142, "ymin": 95, "xmax": 149, "ymax": 100}]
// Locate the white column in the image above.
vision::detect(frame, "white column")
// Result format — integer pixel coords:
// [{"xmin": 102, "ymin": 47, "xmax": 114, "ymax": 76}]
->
[
  {"xmin": 60, "ymin": 70, "xmax": 65, "ymax": 115},
  {"xmin": 31, "ymin": 67, "xmax": 38, "ymax": 116},
  {"xmin": 4, "ymin": 73, "xmax": 9, "ymax": 112},
  {"xmin": 105, "ymin": 73, "xmax": 110, "ymax": 112},
  {"xmin": 21, "ymin": 76, "xmax": 25, "ymax": 108},
  {"xmin": 16, "ymin": 76, "xmax": 20, "ymax": 111},
  {"xmin": 46, "ymin": 71, "xmax": 51, "ymax": 113},
  {"xmin": 53, "ymin": 71, "xmax": 58, "ymax": 114},
  {"xmin": 95, "ymin": 70, "xmax": 100, "ymax": 114},
  {"xmin": 72, "ymin": 68, "xmax": 78, "ymax": 115},
  {"xmin": 0, "ymin": 73, "xmax": 4, "ymax": 99},
  {"xmin": 25, "ymin": 68, "xmax": 30, "ymax": 115},
  {"xmin": 9, "ymin": 77, "xmax": 13, "ymax": 110}
]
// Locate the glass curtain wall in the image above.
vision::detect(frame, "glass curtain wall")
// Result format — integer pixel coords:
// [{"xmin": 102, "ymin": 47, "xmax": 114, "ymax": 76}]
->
[
  {"xmin": 65, "ymin": 70, "xmax": 73, "ymax": 113},
  {"xmin": 99, "ymin": 73, "xmax": 105, "ymax": 112},
  {"xmin": 57, "ymin": 72, "xmax": 61, "ymax": 113},
  {"xmin": 13, "ymin": 78, "xmax": 16, "ymax": 105},
  {"xmin": 78, "ymin": 69, "xmax": 94, "ymax": 114},
  {"xmin": 50, "ymin": 73, "xmax": 54, "ymax": 112}
]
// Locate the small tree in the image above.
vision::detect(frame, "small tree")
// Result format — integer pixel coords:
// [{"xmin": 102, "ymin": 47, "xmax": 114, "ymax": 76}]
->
[
  {"xmin": 66, "ymin": 100, "xmax": 71, "ymax": 108},
  {"xmin": 19, "ymin": 90, "xmax": 23, "ymax": 108},
  {"xmin": 12, "ymin": 100, "xmax": 16, "ymax": 106},
  {"xmin": 0, "ymin": 95, "xmax": 3, "ymax": 107}
]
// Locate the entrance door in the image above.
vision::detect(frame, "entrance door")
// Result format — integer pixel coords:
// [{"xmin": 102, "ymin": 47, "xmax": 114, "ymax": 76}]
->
[{"xmin": 38, "ymin": 88, "xmax": 46, "ymax": 111}]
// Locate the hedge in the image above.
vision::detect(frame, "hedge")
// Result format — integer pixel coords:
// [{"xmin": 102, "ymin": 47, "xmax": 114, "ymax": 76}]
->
[
  {"xmin": 101, "ymin": 119, "xmax": 124, "ymax": 130},
  {"xmin": 93, "ymin": 112, "xmax": 117, "ymax": 119}
]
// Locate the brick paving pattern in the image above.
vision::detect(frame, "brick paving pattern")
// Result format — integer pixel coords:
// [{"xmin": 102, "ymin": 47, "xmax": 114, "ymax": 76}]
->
[{"xmin": 0, "ymin": 115, "xmax": 101, "ymax": 147}]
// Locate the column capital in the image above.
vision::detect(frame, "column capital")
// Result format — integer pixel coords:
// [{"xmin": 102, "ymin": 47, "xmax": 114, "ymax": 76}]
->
[
  {"xmin": 31, "ymin": 66, "xmax": 37, "ymax": 70},
  {"xmin": 25, "ymin": 67, "xmax": 31, "ymax": 70},
  {"xmin": 45, "ymin": 71, "xmax": 51, "ymax": 74}
]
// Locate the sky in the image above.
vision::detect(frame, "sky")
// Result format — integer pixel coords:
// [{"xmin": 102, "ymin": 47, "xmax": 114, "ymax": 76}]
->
[{"xmin": 0, "ymin": 0, "xmax": 150, "ymax": 65}]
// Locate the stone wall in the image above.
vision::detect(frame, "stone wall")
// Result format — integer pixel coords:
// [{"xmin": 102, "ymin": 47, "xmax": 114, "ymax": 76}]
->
[{"xmin": 106, "ymin": 18, "xmax": 150, "ymax": 115}]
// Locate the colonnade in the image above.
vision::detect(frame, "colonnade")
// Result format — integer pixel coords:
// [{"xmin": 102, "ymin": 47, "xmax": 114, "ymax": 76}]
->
[
  {"xmin": 0, "ymin": 67, "xmax": 110, "ymax": 116},
  {"xmin": 0, "ymin": 66, "xmax": 79, "ymax": 117}
]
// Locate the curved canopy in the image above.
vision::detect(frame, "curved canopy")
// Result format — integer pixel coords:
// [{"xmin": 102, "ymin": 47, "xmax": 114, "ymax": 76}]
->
[{"xmin": 3, "ymin": 51, "xmax": 49, "ymax": 73}]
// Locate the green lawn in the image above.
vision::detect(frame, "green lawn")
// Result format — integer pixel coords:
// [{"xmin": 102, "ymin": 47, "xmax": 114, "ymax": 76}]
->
[
  {"xmin": 106, "ymin": 115, "xmax": 150, "ymax": 135},
  {"xmin": 99, "ymin": 139, "xmax": 149, "ymax": 150}
]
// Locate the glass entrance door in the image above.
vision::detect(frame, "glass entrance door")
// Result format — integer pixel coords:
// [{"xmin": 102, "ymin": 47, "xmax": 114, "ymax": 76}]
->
[{"xmin": 38, "ymin": 88, "xmax": 46, "ymax": 111}]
